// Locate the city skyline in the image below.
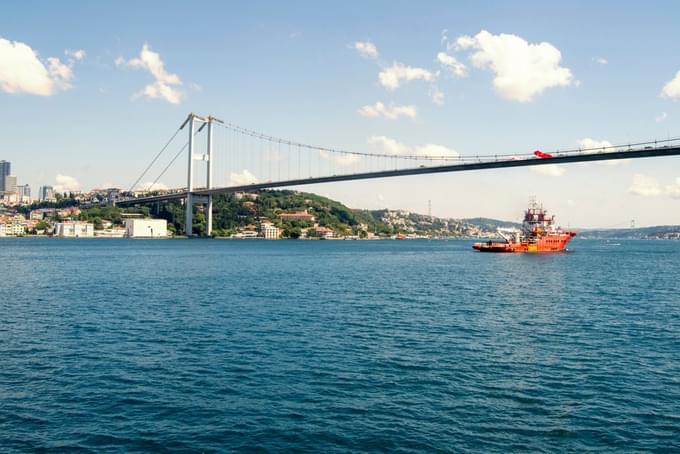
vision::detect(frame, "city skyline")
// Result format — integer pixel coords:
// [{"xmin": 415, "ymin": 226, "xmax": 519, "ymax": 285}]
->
[{"xmin": 2, "ymin": 1, "xmax": 680, "ymax": 227}]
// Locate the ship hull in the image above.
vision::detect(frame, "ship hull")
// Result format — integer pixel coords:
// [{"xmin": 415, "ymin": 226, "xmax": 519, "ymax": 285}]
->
[{"xmin": 473, "ymin": 232, "xmax": 576, "ymax": 253}]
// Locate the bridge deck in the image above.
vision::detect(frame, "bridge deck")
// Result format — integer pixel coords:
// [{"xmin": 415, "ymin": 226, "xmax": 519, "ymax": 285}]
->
[{"xmin": 116, "ymin": 145, "xmax": 680, "ymax": 206}]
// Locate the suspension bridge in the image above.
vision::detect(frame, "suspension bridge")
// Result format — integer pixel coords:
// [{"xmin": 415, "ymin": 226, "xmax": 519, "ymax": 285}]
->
[{"xmin": 115, "ymin": 113, "xmax": 680, "ymax": 236}]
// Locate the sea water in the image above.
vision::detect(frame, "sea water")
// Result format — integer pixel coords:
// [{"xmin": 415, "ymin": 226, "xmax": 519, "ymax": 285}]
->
[{"xmin": 1, "ymin": 238, "xmax": 678, "ymax": 452}]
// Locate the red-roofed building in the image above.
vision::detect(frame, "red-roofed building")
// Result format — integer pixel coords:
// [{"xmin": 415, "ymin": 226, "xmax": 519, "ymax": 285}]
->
[{"xmin": 279, "ymin": 209, "xmax": 315, "ymax": 222}]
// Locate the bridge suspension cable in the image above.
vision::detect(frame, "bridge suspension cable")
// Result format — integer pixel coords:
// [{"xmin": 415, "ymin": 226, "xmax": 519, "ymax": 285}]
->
[
  {"xmin": 145, "ymin": 122, "xmax": 207, "ymax": 192},
  {"xmin": 217, "ymin": 121, "xmax": 464, "ymax": 161},
  {"xmin": 126, "ymin": 112, "xmax": 680, "ymax": 201},
  {"xmin": 217, "ymin": 120, "xmax": 680, "ymax": 162},
  {"xmin": 127, "ymin": 126, "xmax": 184, "ymax": 193},
  {"xmin": 553, "ymin": 136, "xmax": 680, "ymax": 154}
]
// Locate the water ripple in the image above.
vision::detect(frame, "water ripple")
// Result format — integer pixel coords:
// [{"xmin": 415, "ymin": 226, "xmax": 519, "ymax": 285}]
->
[{"xmin": 1, "ymin": 238, "xmax": 679, "ymax": 452}]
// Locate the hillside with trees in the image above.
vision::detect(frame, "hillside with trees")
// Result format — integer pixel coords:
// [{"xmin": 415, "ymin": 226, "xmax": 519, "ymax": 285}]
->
[{"xmin": 75, "ymin": 189, "xmax": 498, "ymax": 238}]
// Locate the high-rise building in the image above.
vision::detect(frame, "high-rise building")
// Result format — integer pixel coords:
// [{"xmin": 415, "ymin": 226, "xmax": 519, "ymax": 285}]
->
[
  {"xmin": 4, "ymin": 175, "xmax": 17, "ymax": 194},
  {"xmin": 0, "ymin": 160, "xmax": 10, "ymax": 194},
  {"xmin": 39, "ymin": 185, "xmax": 56, "ymax": 201},
  {"xmin": 17, "ymin": 184, "xmax": 31, "ymax": 198}
]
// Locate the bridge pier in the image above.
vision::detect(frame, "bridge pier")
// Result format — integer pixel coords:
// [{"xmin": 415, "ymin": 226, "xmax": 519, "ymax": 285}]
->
[
  {"xmin": 185, "ymin": 114, "xmax": 195, "ymax": 236},
  {"xmin": 183, "ymin": 113, "xmax": 220, "ymax": 237},
  {"xmin": 185, "ymin": 194, "xmax": 193, "ymax": 236},
  {"xmin": 206, "ymin": 117, "xmax": 214, "ymax": 237}
]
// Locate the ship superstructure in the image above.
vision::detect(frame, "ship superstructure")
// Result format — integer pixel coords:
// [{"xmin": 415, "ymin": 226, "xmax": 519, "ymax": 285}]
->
[{"xmin": 473, "ymin": 200, "xmax": 576, "ymax": 253}]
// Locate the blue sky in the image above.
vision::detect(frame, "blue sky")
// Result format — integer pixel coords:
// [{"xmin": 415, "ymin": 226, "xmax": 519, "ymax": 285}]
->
[{"xmin": 2, "ymin": 1, "xmax": 680, "ymax": 227}]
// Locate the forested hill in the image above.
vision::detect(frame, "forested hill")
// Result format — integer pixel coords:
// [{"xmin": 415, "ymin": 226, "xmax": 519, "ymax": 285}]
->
[
  {"xmin": 580, "ymin": 225, "xmax": 680, "ymax": 240},
  {"xmin": 65, "ymin": 189, "xmax": 680, "ymax": 239},
  {"xmin": 79, "ymin": 189, "xmax": 510, "ymax": 238}
]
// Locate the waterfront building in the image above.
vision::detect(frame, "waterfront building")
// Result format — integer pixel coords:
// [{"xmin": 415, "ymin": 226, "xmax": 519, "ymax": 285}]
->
[
  {"xmin": 0, "ymin": 220, "xmax": 27, "ymax": 236},
  {"xmin": 94, "ymin": 228, "xmax": 127, "ymax": 238},
  {"xmin": 262, "ymin": 223, "xmax": 281, "ymax": 239},
  {"xmin": 124, "ymin": 218, "xmax": 167, "ymax": 238},
  {"xmin": 232, "ymin": 230, "xmax": 258, "ymax": 238},
  {"xmin": 313, "ymin": 226, "xmax": 335, "ymax": 239},
  {"xmin": 55, "ymin": 221, "xmax": 94, "ymax": 238}
]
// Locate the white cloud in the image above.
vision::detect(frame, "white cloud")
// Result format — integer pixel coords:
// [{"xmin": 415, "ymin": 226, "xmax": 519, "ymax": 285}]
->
[
  {"xmin": 368, "ymin": 136, "xmax": 459, "ymax": 158},
  {"xmin": 629, "ymin": 174, "xmax": 662, "ymax": 196},
  {"xmin": 666, "ymin": 178, "xmax": 680, "ymax": 199},
  {"xmin": 530, "ymin": 164, "xmax": 566, "ymax": 177},
  {"xmin": 0, "ymin": 38, "xmax": 75, "ymax": 95},
  {"xmin": 229, "ymin": 169, "xmax": 258, "ymax": 186},
  {"xmin": 593, "ymin": 57, "xmax": 608, "ymax": 65},
  {"xmin": 578, "ymin": 137, "xmax": 613, "ymax": 151},
  {"xmin": 358, "ymin": 101, "xmax": 417, "ymax": 120},
  {"xmin": 138, "ymin": 182, "xmax": 169, "ymax": 191},
  {"xmin": 354, "ymin": 41, "xmax": 379, "ymax": 59},
  {"xmin": 455, "ymin": 30, "xmax": 574, "ymax": 102},
  {"xmin": 430, "ymin": 86, "xmax": 445, "ymax": 105},
  {"xmin": 54, "ymin": 174, "xmax": 81, "ymax": 193},
  {"xmin": 577, "ymin": 137, "xmax": 628, "ymax": 166},
  {"xmin": 368, "ymin": 136, "xmax": 410, "ymax": 155},
  {"xmin": 455, "ymin": 35, "xmax": 476, "ymax": 50},
  {"xmin": 65, "ymin": 49, "xmax": 86, "ymax": 61},
  {"xmin": 319, "ymin": 150, "xmax": 360, "ymax": 166},
  {"xmin": 628, "ymin": 174, "xmax": 680, "ymax": 198},
  {"xmin": 116, "ymin": 44, "xmax": 183, "ymax": 104},
  {"xmin": 656, "ymin": 112, "xmax": 668, "ymax": 123},
  {"xmin": 661, "ymin": 70, "xmax": 680, "ymax": 99},
  {"xmin": 437, "ymin": 52, "xmax": 467, "ymax": 77},
  {"xmin": 47, "ymin": 57, "xmax": 73, "ymax": 87},
  {"xmin": 378, "ymin": 62, "xmax": 434, "ymax": 90},
  {"xmin": 414, "ymin": 143, "xmax": 459, "ymax": 158}
]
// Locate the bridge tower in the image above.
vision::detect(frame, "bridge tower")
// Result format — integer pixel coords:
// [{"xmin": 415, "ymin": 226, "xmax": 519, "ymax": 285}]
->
[{"xmin": 183, "ymin": 113, "xmax": 222, "ymax": 236}]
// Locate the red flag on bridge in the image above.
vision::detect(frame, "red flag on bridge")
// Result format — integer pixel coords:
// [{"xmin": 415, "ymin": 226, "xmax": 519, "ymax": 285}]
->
[{"xmin": 533, "ymin": 150, "xmax": 553, "ymax": 159}]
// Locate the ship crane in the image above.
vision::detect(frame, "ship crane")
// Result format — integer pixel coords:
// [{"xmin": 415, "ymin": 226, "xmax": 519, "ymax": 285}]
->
[{"xmin": 497, "ymin": 227, "xmax": 521, "ymax": 244}]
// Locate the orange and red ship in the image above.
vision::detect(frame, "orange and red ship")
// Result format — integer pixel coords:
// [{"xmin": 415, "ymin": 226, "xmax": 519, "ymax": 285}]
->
[{"xmin": 473, "ymin": 201, "xmax": 576, "ymax": 253}]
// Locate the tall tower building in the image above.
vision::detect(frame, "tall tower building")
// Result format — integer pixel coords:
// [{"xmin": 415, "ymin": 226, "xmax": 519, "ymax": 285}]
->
[
  {"xmin": 0, "ymin": 160, "xmax": 10, "ymax": 194},
  {"xmin": 4, "ymin": 175, "xmax": 17, "ymax": 194},
  {"xmin": 17, "ymin": 184, "xmax": 31, "ymax": 198},
  {"xmin": 39, "ymin": 185, "xmax": 55, "ymax": 201}
]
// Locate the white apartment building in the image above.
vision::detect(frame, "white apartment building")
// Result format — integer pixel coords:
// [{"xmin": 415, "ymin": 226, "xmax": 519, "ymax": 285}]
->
[
  {"xmin": 0, "ymin": 221, "xmax": 26, "ymax": 236},
  {"xmin": 55, "ymin": 222, "xmax": 94, "ymax": 238},
  {"xmin": 262, "ymin": 223, "xmax": 281, "ymax": 240},
  {"xmin": 125, "ymin": 218, "xmax": 168, "ymax": 238}
]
